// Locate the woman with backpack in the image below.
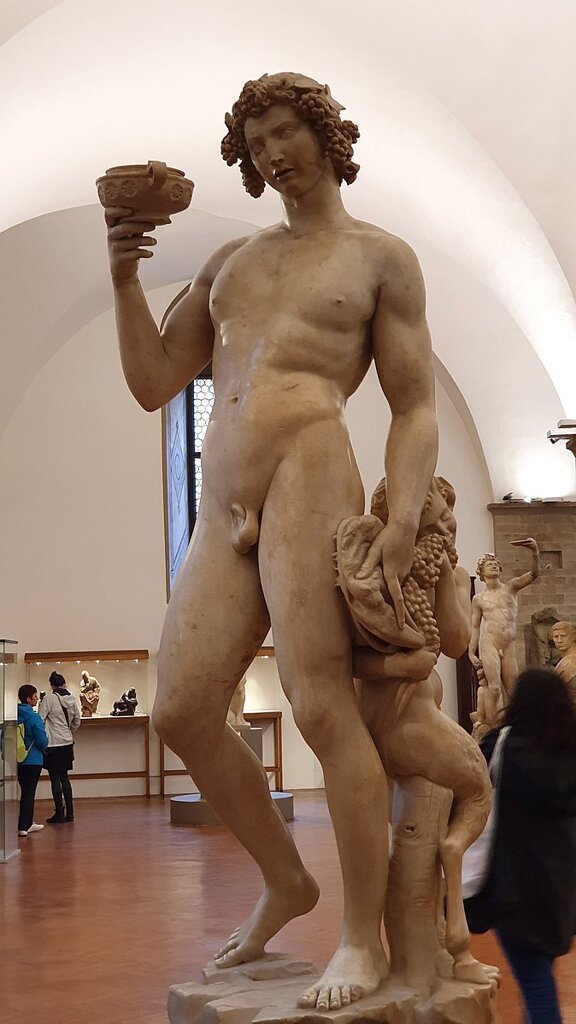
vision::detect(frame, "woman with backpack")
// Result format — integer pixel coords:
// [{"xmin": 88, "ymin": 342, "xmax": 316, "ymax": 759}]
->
[
  {"xmin": 39, "ymin": 671, "xmax": 81, "ymax": 824},
  {"xmin": 17, "ymin": 684, "xmax": 49, "ymax": 837}
]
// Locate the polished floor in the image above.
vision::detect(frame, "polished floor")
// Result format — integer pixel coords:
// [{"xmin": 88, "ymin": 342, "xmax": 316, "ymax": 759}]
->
[{"xmin": 3, "ymin": 790, "xmax": 576, "ymax": 1024}]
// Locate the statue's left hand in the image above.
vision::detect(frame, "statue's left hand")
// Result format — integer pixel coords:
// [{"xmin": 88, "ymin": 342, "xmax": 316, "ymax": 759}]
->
[{"xmin": 355, "ymin": 524, "xmax": 412, "ymax": 629}]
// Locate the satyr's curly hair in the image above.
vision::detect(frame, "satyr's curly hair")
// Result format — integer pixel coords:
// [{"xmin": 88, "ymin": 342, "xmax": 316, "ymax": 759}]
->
[
  {"xmin": 434, "ymin": 476, "xmax": 456, "ymax": 511},
  {"xmin": 476, "ymin": 553, "xmax": 503, "ymax": 581},
  {"xmin": 221, "ymin": 72, "xmax": 360, "ymax": 198},
  {"xmin": 371, "ymin": 476, "xmax": 456, "ymax": 528}
]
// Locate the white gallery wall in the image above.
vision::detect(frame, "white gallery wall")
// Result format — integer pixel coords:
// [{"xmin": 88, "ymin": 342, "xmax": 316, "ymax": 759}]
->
[{"xmin": 2, "ymin": 0, "xmax": 576, "ymax": 793}]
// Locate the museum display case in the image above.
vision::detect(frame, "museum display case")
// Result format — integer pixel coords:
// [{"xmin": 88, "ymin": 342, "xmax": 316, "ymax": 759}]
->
[
  {"xmin": 1, "ymin": 639, "xmax": 19, "ymax": 862},
  {"xmin": 25, "ymin": 649, "xmax": 149, "ymax": 713},
  {"xmin": 25, "ymin": 650, "xmax": 151, "ymax": 797}
]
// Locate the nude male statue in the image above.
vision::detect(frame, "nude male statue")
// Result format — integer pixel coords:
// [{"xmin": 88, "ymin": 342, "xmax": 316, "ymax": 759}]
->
[
  {"xmin": 468, "ymin": 539, "xmax": 540, "ymax": 727},
  {"xmin": 551, "ymin": 621, "xmax": 576, "ymax": 692},
  {"xmin": 105, "ymin": 72, "xmax": 437, "ymax": 1011}
]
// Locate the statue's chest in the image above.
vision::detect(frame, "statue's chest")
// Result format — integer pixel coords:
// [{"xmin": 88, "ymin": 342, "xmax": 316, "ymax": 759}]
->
[
  {"xmin": 210, "ymin": 237, "xmax": 375, "ymax": 330},
  {"xmin": 482, "ymin": 591, "xmax": 517, "ymax": 616}
]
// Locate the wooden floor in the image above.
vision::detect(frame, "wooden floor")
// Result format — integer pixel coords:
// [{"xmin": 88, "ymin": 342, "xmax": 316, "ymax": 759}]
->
[{"xmin": 3, "ymin": 790, "xmax": 576, "ymax": 1024}]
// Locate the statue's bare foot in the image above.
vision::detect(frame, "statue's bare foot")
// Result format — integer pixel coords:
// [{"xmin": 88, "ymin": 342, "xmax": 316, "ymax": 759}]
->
[
  {"xmin": 453, "ymin": 952, "xmax": 500, "ymax": 988},
  {"xmin": 214, "ymin": 871, "xmax": 319, "ymax": 968},
  {"xmin": 298, "ymin": 944, "xmax": 388, "ymax": 1011}
]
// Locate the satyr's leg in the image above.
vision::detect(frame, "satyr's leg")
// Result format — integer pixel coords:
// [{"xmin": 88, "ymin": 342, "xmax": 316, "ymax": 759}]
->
[
  {"xmin": 259, "ymin": 425, "xmax": 389, "ymax": 1011},
  {"xmin": 361, "ymin": 678, "xmax": 496, "ymax": 986},
  {"xmin": 153, "ymin": 493, "xmax": 318, "ymax": 965},
  {"xmin": 478, "ymin": 642, "xmax": 504, "ymax": 726}
]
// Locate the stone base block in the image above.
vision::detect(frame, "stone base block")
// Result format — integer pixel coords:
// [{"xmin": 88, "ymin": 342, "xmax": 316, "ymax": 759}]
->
[
  {"xmin": 170, "ymin": 792, "xmax": 294, "ymax": 826},
  {"xmin": 241, "ymin": 727, "xmax": 263, "ymax": 760},
  {"xmin": 168, "ymin": 954, "xmax": 497, "ymax": 1024}
]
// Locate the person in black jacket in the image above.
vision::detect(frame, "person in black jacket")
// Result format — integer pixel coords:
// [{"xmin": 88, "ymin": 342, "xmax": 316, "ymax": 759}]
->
[{"xmin": 467, "ymin": 667, "xmax": 576, "ymax": 1023}]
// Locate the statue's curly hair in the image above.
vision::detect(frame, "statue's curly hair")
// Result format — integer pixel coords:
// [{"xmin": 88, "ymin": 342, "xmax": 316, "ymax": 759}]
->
[
  {"xmin": 221, "ymin": 72, "xmax": 360, "ymax": 198},
  {"xmin": 551, "ymin": 620, "xmax": 576, "ymax": 638},
  {"xmin": 476, "ymin": 553, "xmax": 503, "ymax": 581}
]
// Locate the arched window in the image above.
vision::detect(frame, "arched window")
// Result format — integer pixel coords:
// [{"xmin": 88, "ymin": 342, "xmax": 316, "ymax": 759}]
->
[
  {"xmin": 164, "ymin": 369, "xmax": 214, "ymax": 593},
  {"xmin": 188, "ymin": 368, "xmax": 214, "ymax": 522},
  {"xmin": 161, "ymin": 283, "xmax": 216, "ymax": 593}
]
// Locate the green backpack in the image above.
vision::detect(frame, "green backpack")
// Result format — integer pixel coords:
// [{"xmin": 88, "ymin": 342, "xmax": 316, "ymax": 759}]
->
[{"xmin": 16, "ymin": 723, "xmax": 32, "ymax": 763}]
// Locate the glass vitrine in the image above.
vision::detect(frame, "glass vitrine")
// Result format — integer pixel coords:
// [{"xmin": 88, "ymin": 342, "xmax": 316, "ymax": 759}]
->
[{"xmin": 1, "ymin": 639, "xmax": 19, "ymax": 862}]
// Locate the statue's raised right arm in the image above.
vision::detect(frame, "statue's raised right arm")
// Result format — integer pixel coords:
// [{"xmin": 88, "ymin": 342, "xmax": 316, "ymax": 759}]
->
[{"xmin": 105, "ymin": 205, "xmax": 243, "ymax": 411}]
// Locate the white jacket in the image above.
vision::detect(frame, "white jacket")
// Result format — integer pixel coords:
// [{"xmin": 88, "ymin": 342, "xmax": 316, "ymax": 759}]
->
[{"xmin": 39, "ymin": 689, "xmax": 81, "ymax": 747}]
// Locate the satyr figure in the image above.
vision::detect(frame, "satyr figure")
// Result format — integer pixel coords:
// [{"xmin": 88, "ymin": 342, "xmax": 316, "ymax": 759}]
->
[
  {"xmin": 104, "ymin": 72, "xmax": 438, "ymax": 1010},
  {"xmin": 551, "ymin": 621, "xmax": 576, "ymax": 693},
  {"xmin": 337, "ymin": 476, "xmax": 493, "ymax": 990},
  {"xmin": 468, "ymin": 539, "xmax": 540, "ymax": 728},
  {"xmin": 79, "ymin": 669, "xmax": 101, "ymax": 717}
]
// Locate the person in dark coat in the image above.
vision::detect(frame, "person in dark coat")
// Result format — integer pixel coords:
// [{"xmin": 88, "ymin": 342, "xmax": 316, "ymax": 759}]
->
[{"xmin": 466, "ymin": 667, "xmax": 576, "ymax": 1024}]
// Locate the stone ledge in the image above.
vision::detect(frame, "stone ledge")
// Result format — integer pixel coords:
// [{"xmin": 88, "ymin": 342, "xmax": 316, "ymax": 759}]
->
[{"xmin": 488, "ymin": 501, "xmax": 576, "ymax": 512}]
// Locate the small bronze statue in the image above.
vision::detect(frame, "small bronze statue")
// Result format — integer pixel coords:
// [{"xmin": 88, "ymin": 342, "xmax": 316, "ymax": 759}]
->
[{"xmin": 110, "ymin": 687, "xmax": 138, "ymax": 716}]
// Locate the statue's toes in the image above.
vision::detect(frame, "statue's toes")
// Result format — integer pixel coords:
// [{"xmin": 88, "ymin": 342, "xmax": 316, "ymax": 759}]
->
[{"xmin": 297, "ymin": 987, "xmax": 320, "ymax": 1008}]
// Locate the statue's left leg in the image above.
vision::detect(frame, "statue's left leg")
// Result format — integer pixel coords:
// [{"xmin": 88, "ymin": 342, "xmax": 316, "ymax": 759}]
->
[
  {"xmin": 501, "ymin": 646, "xmax": 519, "ymax": 702},
  {"xmin": 259, "ymin": 422, "xmax": 389, "ymax": 1012}
]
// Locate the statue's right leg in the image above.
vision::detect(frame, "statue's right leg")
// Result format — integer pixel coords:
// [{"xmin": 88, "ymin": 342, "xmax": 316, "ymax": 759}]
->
[
  {"xmin": 478, "ymin": 644, "xmax": 504, "ymax": 726},
  {"xmin": 153, "ymin": 496, "xmax": 318, "ymax": 964}
]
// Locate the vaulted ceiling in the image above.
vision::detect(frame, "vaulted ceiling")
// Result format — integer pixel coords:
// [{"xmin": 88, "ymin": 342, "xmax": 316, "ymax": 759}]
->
[{"xmin": 2, "ymin": 0, "xmax": 575, "ymax": 498}]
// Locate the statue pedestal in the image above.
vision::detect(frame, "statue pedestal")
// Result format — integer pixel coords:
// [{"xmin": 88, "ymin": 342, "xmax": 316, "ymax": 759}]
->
[
  {"xmin": 240, "ymin": 726, "xmax": 263, "ymax": 759},
  {"xmin": 167, "ymin": 954, "xmax": 497, "ymax": 1024},
  {"xmin": 169, "ymin": 727, "xmax": 294, "ymax": 824},
  {"xmin": 170, "ymin": 791, "xmax": 294, "ymax": 825}
]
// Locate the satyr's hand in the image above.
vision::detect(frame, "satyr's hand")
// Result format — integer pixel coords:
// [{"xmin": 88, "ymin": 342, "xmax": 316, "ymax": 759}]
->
[
  {"xmin": 438, "ymin": 549, "xmax": 454, "ymax": 576},
  {"xmin": 469, "ymin": 653, "xmax": 482, "ymax": 671},
  {"xmin": 355, "ymin": 524, "xmax": 412, "ymax": 629},
  {"xmin": 105, "ymin": 206, "xmax": 159, "ymax": 284},
  {"xmin": 510, "ymin": 536, "xmax": 538, "ymax": 550}
]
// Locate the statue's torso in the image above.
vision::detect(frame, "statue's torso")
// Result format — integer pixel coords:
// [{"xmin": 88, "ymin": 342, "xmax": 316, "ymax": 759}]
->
[
  {"xmin": 477, "ymin": 585, "xmax": 519, "ymax": 648},
  {"xmin": 200, "ymin": 223, "xmax": 393, "ymax": 509},
  {"xmin": 556, "ymin": 650, "xmax": 576, "ymax": 684},
  {"xmin": 209, "ymin": 223, "xmax": 391, "ymax": 396}
]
